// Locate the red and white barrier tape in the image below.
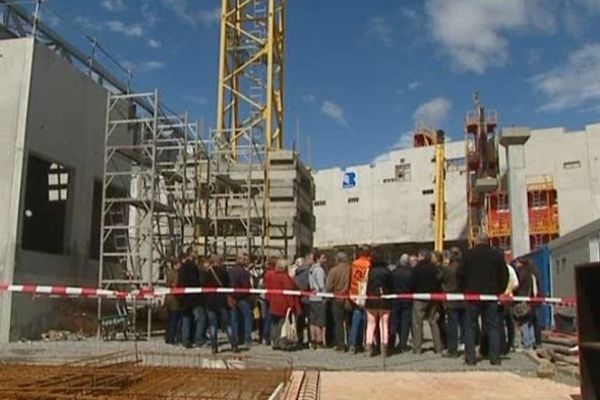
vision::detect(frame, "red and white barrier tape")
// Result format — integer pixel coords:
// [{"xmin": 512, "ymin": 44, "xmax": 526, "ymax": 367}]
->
[
  {"xmin": 0, "ymin": 284, "xmax": 127, "ymax": 298},
  {"xmin": 0, "ymin": 284, "xmax": 576, "ymax": 307}
]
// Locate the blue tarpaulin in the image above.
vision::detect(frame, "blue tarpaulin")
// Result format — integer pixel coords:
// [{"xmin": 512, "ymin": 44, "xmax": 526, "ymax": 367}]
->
[{"xmin": 522, "ymin": 246, "xmax": 552, "ymax": 328}]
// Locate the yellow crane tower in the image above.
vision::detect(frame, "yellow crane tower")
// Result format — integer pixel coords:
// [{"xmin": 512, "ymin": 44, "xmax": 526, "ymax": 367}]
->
[
  {"xmin": 209, "ymin": 0, "xmax": 286, "ymax": 254},
  {"xmin": 215, "ymin": 0, "xmax": 285, "ymax": 160},
  {"xmin": 433, "ymin": 130, "xmax": 446, "ymax": 252}
]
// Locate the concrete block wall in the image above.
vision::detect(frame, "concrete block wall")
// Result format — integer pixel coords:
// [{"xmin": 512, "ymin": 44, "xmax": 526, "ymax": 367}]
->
[{"xmin": 267, "ymin": 150, "xmax": 314, "ymax": 259}]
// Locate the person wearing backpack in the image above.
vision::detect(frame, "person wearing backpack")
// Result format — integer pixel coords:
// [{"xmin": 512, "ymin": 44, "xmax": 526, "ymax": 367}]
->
[
  {"xmin": 514, "ymin": 258, "xmax": 540, "ymax": 350},
  {"xmin": 204, "ymin": 254, "xmax": 238, "ymax": 354}
]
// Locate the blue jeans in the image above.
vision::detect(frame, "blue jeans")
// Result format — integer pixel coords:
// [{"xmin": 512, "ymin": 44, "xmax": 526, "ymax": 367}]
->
[
  {"xmin": 348, "ymin": 308, "xmax": 365, "ymax": 348},
  {"xmin": 447, "ymin": 307, "xmax": 464, "ymax": 353},
  {"xmin": 520, "ymin": 319, "xmax": 535, "ymax": 349},
  {"xmin": 165, "ymin": 310, "xmax": 182, "ymax": 344},
  {"xmin": 389, "ymin": 302, "xmax": 412, "ymax": 349},
  {"xmin": 260, "ymin": 300, "xmax": 272, "ymax": 344},
  {"xmin": 182, "ymin": 305, "xmax": 207, "ymax": 346},
  {"xmin": 465, "ymin": 302, "xmax": 500, "ymax": 363},
  {"xmin": 207, "ymin": 307, "xmax": 235, "ymax": 349},
  {"xmin": 230, "ymin": 298, "xmax": 253, "ymax": 345}
]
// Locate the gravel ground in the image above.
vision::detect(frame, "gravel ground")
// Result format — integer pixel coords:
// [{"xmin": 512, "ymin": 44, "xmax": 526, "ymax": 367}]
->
[{"xmin": 0, "ymin": 337, "xmax": 578, "ymax": 387}]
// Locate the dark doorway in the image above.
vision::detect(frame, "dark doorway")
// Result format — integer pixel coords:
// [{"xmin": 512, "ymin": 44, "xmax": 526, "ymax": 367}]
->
[
  {"xmin": 21, "ymin": 154, "xmax": 70, "ymax": 254},
  {"xmin": 89, "ymin": 180, "xmax": 103, "ymax": 260}
]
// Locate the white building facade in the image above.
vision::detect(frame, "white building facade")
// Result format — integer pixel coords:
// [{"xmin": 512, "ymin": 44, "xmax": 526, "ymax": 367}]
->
[{"xmin": 312, "ymin": 124, "xmax": 600, "ymax": 251}]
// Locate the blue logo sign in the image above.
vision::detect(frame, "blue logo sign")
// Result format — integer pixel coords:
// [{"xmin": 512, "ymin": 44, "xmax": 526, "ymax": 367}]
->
[{"xmin": 343, "ymin": 172, "xmax": 357, "ymax": 189}]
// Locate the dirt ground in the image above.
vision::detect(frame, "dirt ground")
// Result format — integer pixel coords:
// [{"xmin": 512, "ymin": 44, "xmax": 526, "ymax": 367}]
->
[{"xmin": 319, "ymin": 371, "xmax": 580, "ymax": 400}]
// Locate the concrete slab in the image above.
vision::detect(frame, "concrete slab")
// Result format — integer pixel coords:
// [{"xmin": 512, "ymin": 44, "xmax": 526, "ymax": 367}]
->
[
  {"xmin": 475, "ymin": 177, "xmax": 499, "ymax": 193},
  {"xmin": 320, "ymin": 371, "xmax": 579, "ymax": 400},
  {"xmin": 500, "ymin": 127, "xmax": 531, "ymax": 146}
]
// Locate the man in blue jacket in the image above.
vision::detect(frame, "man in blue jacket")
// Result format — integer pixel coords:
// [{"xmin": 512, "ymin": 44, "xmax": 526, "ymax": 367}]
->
[{"xmin": 229, "ymin": 251, "xmax": 253, "ymax": 346}]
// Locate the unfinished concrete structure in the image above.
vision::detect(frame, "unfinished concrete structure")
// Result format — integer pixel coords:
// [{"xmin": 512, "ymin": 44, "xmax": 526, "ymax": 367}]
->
[
  {"xmin": 0, "ymin": 36, "xmax": 109, "ymax": 342},
  {"xmin": 193, "ymin": 147, "xmax": 314, "ymax": 261},
  {"xmin": 0, "ymin": 1, "xmax": 314, "ymax": 342},
  {"xmin": 500, "ymin": 127, "xmax": 532, "ymax": 258},
  {"xmin": 313, "ymin": 123, "xmax": 600, "ymax": 257}
]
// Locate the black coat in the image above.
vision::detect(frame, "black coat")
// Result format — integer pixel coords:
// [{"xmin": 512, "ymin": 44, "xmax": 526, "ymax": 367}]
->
[
  {"xmin": 204, "ymin": 265, "xmax": 231, "ymax": 311},
  {"xmin": 391, "ymin": 265, "xmax": 414, "ymax": 306},
  {"xmin": 365, "ymin": 262, "xmax": 393, "ymax": 309},
  {"xmin": 178, "ymin": 260, "xmax": 200, "ymax": 310},
  {"xmin": 458, "ymin": 244, "xmax": 508, "ymax": 295},
  {"xmin": 413, "ymin": 261, "xmax": 442, "ymax": 294}
]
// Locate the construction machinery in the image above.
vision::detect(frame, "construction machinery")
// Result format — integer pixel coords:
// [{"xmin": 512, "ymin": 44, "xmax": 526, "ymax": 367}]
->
[
  {"xmin": 199, "ymin": 0, "xmax": 289, "ymax": 261},
  {"xmin": 413, "ymin": 124, "xmax": 446, "ymax": 252},
  {"xmin": 465, "ymin": 92, "xmax": 500, "ymax": 247},
  {"xmin": 433, "ymin": 130, "xmax": 446, "ymax": 252}
]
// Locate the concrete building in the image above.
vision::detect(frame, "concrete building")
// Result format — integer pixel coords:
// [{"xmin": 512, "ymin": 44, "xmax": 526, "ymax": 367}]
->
[
  {"xmin": 0, "ymin": 37, "xmax": 109, "ymax": 342},
  {"xmin": 195, "ymin": 149, "xmax": 314, "ymax": 262},
  {"xmin": 312, "ymin": 123, "xmax": 600, "ymax": 258},
  {"xmin": 549, "ymin": 217, "xmax": 600, "ymax": 299},
  {"xmin": 0, "ymin": 35, "xmax": 314, "ymax": 342},
  {"xmin": 267, "ymin": 150, "xmax": 315, "ymax": 258}
]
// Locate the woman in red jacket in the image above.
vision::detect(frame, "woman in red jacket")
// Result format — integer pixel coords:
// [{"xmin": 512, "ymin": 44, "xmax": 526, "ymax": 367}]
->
[{"xmin": 266, "ymin": 258, "xmax": 302, "ymax": 349}]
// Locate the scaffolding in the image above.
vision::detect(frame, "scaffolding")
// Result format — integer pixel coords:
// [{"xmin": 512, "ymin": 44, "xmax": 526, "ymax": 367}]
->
[
  {"xmin": 487, "ymin": 191, "xmax": 512, "ymax": 260},
  {"xmin": 528, "ymin": 175, "xmax": 560, "ymax": 249},
  {"xmin": 485, "ymin": 176, "xmax": 560, "ymax": 260},
  {"xmin": 197, "ymin": 136, "xmax": 267, "ymax": 261},
  {"xmin": 98, "ymin": 90, "xmax": 204, "ymax": 337}
]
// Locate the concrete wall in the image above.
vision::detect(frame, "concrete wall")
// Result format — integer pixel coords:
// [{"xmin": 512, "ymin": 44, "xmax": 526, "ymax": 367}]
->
[
  {"xmin": 518, "ymin": 125, "xmax": 600, "ymax": 235},
  {"xmin": 313, "ymin": 124, "xmax": 600, "ymax": 250},
  {"xmin": 0, "ymin": 38, "xmax": 35, "ymax": 343},
  {"xmin": 313, "ymin": 141, "xmax": 468, "ymax": 249},
  {"xmin": 268, "ymin": 150, "xmax": 314, "ymax": 258},
  {"xmin": 0, "ymin": 38, "xmax": 108, "ymax": 341},
  {"xmin": 548, "ymin": 218, "xmax": 600, "ymax": 314}
]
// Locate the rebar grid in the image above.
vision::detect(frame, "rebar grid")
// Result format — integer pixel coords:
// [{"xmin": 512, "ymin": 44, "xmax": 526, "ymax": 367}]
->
[{"xmin": 0, "ymin": 352, "xmax": 291, "ymax": 400}]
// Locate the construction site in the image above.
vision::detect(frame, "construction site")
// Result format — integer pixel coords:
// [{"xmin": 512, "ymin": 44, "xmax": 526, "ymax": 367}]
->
[{"xmin": 0, "ymin": 1, "xmax": 598, "ymax": 399}]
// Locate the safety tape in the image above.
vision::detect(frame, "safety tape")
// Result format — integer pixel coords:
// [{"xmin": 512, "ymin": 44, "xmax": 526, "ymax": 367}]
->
[
  {"xmin": 0, "ymin": 283, "xmax": 577, "ymax": 307},
  {"xmin": 0, "ymin": 284, "xmax": 127, "ymax": 298}
]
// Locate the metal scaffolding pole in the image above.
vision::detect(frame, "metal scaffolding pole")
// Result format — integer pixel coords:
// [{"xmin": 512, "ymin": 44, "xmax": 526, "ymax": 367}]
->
[{"xmin": 98, "ymin": 91, "xmax": 206, "ymax": 339}]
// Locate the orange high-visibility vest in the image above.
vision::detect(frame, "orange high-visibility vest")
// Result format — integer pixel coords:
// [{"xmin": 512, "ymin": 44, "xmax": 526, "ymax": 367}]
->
[{"xmin": 349, "ymin": 256, "xmax": 371, "ymax": 306}]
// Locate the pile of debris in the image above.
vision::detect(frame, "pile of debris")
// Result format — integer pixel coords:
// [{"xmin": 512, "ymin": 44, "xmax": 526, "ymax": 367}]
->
[
  {"xmin": 534, "ymin": 331, "xmax": 579, "ymax": 379},
  {"xmin": 41, "ymin": 330, "xmax": 87, "ymax": 342}
]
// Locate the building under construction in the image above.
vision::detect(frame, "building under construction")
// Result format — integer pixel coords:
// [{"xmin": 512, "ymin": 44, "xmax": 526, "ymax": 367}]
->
[
  {"xmin": 313, "ymin": 95, "xmax": 600, "ymax": 261},
  {"xmin": 0, "ymin": 0, "xmax": 314, "ymax": 342}
]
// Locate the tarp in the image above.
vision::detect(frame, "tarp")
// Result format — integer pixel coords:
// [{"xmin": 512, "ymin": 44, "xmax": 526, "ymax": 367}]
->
[{"xmin": 523, "ymin": 246, "xmax": 552, "ymax": 328}]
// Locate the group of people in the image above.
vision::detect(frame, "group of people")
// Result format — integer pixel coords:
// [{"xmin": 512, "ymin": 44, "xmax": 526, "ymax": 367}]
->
[{"xmin": 163, "ymin": 233, "xmax": 542, "ymax": 365}]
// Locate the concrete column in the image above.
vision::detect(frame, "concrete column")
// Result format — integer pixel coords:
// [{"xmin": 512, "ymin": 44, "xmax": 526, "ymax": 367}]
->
[
  {"xmin": 0, "ymin": 39, "xmax": 35, "ymax": 343},
  {"xmin": 500, "ymin": 127, "xmax": 531, "ymax": 258}
]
